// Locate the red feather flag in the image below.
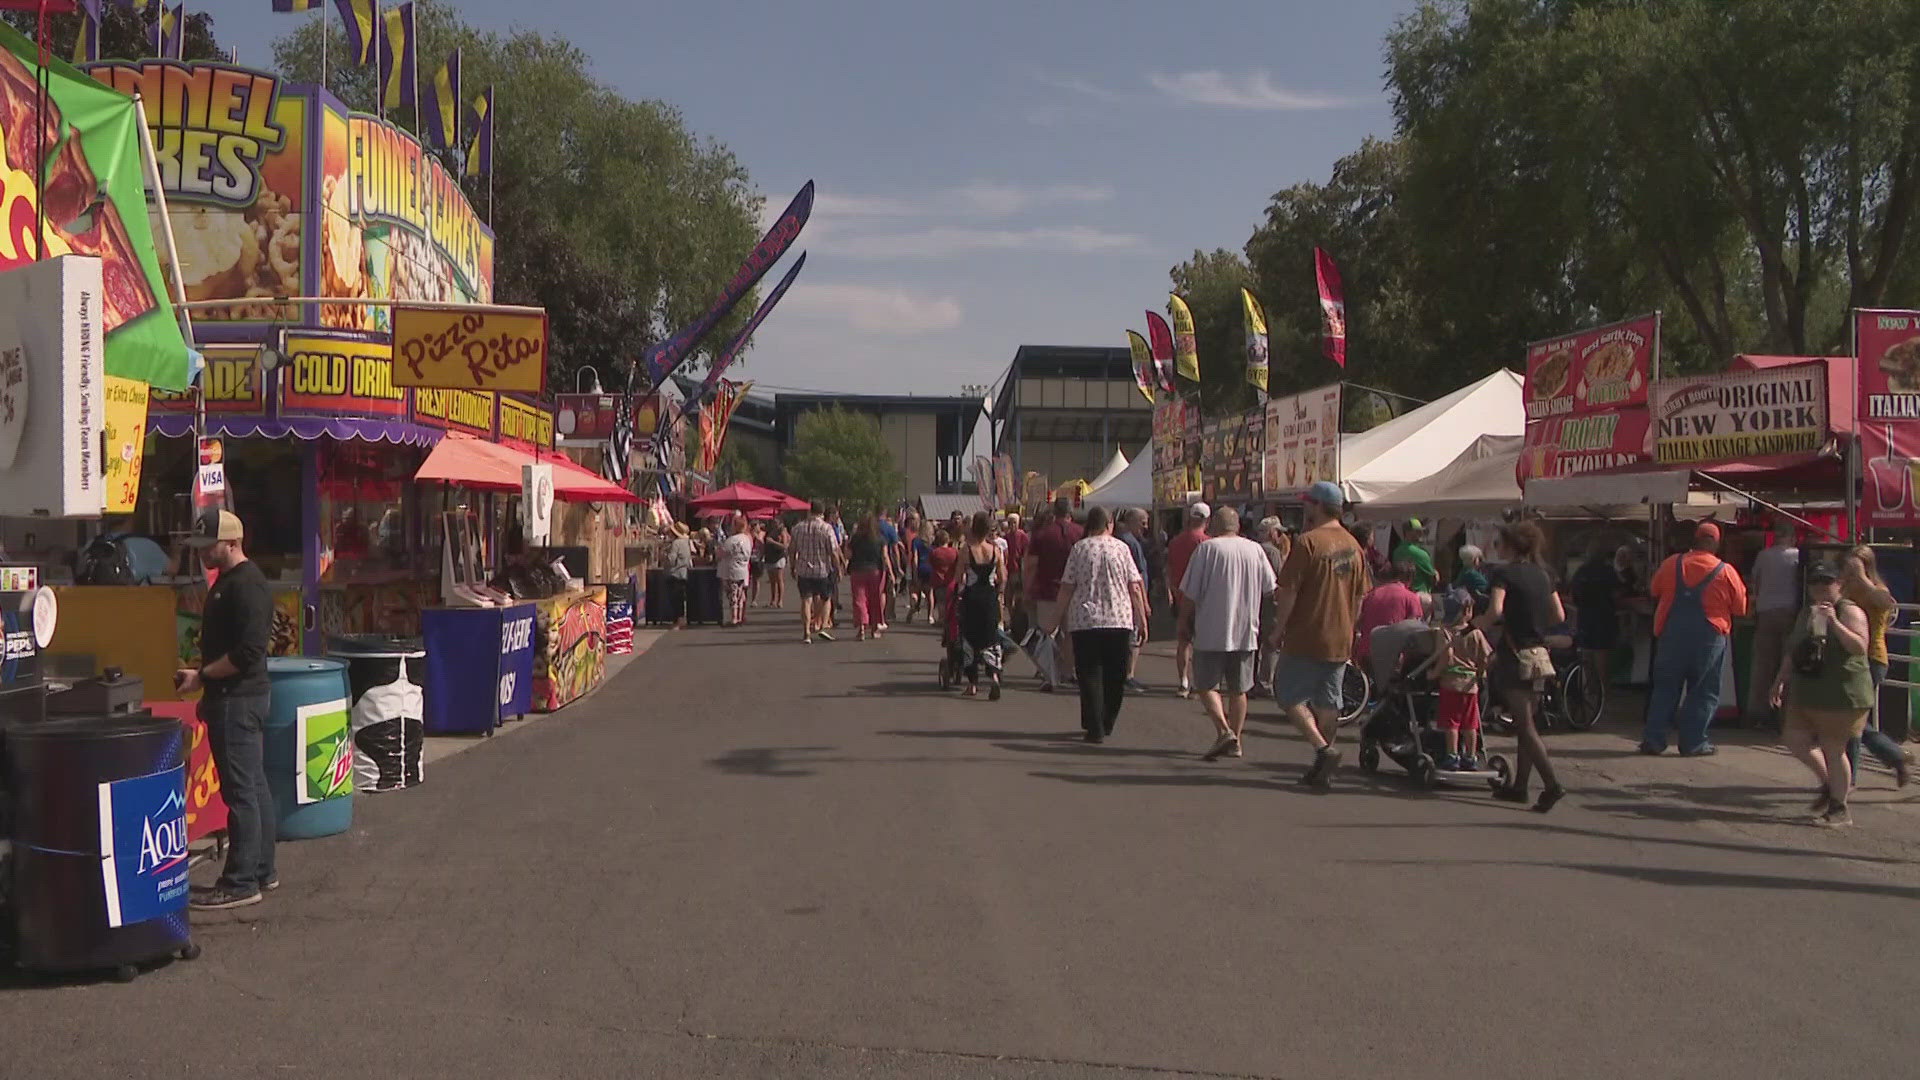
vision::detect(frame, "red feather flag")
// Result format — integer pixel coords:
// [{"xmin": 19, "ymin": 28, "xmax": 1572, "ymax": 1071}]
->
[{"xmin": 1314, "ymin": 247, "xmax": 1347, "ymax": 368}]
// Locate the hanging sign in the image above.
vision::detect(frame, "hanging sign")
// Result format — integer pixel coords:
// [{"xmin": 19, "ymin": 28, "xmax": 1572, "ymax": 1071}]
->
[
  {"xmin": 1653, "ymin": 361, "xmax": 1827, "ymax": 467},
  {"xmin": 102, "ymin": 375, "xmax": 149, "ymax": 514},
  {"xmin": 391, "ymin": 306, "xmax": 548, "ymax": 393},
  {"xmin": 150, "ymin": 347, "xmax": 266, "ymax": 413},
  {"xmin": 413, "ymin": 386, "xmax": 496, "ymax": 436},
  {"xmin": 1262, "ymin": 383, "xmax": 1343, "ymax": 500},
  {"xmin": 278, "ymin": 334, "xmax": 406, "ymax": 419},
  {"xmin": 498, "ymin": 394, "xmax": 554, "ymax": 450},
  {"xmin": 1857, "ymin": 310, "xmax": 1920, "ymax": 526},
  {"xmin": 195, "ymin": 438, "xmax": 225, "ymax": 500},
  {"xmin": 1520, "ymin": 313, "xmax": 1659, "ymax": 481}
]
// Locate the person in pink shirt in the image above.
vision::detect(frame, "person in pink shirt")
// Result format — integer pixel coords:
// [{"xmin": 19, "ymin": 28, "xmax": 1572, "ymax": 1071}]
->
[{"xmin": 1353, "ymin": 564, "xmax": 1428, "ymax": 665}]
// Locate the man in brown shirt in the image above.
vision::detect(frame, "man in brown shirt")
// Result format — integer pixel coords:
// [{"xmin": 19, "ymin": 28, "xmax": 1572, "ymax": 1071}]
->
[{"xmin": 1270, "ymin": 481, "xmax": 1370, "ymax": 788}]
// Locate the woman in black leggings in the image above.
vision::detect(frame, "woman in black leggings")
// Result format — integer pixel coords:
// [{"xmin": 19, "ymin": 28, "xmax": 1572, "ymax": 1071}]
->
[
  {"xmin": 1046, "ymin": 506, "xmax": 1149, "ymax": 743},
  {"xmin": 1480, "ymin": 521, "xmax": 1566, "ymax": 812}
]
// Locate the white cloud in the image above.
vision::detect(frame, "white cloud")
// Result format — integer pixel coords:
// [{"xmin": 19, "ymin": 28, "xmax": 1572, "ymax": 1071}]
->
[
  {"xmin": 820, "ymin": 226, "xmax": 1145, "ymax": 259},
  {"xmin": 812, "ymin": 182, "xmax": 1113, "ymax": 223},
  {"xmin": 1035, "ymin": 72, "xmax": 1128, "ymax": 103},
  {"xmin": 785, "ymin": 283, "xmax": 963, "ymax": 334},
  {"xmin": 1147, "ymin": 70, "xmax": 1366, "ymax": 111}
]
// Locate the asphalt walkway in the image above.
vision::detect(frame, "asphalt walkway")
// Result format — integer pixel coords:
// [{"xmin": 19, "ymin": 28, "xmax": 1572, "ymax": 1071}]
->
[{"xmin": 7, "ymin": 608, "xmax": 1919, "ymax": 1079}]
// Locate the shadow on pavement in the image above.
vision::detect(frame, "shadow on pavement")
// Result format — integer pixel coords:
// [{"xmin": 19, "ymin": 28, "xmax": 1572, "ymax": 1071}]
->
[
  {"xmin": 1346, "ymin": 857, "xmax": 1920, "ymax": 900},
  {"xmin": 1321, "ymin": 819, "xmax": 1917, "ymax": 866},
  {"xmin": 878, "ymin": 729, "xmax": 1081, "ymax": 741},
  {"xmin": 708, "ymin": 746, "xmax": 835, "ymax": 778}
]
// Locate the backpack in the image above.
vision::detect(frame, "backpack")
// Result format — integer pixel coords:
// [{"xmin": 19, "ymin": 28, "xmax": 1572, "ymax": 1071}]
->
[{"xmin": 76, "ymin": 534, "xmax": 136, "ymax": 585}]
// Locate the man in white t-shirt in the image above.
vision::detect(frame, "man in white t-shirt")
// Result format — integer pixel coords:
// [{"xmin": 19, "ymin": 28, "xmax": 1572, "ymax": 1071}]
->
[
  {"xmin": 1179, "ymin": 506, "xmax": 1277, "ymax": 761},
  {"xmin": 1746, "ymin": 522, "xmax": 1799, "ymax": 727},
  {"xmin": 717, "ymin": 514, "xmax": 755, "ymax": 627}
]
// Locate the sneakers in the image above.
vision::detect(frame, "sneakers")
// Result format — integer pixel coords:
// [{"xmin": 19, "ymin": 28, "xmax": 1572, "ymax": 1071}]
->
[
  {"xmin": 190, "ymin": 885, "xmax": 261, "ymax": 910},
  {"xmin": 816, "ymin": 630, "xmax": 835, "ymax": 642},
  {"xmin": 1177, "ymin": 681, "xmax": 1191, "ymax": 700},
  {"xmin": 1202, "ymin": 734, "xmax": 1239, "ymax": 761},
  {"xmin": 1125, "ymin": 678, "xmax": 1149, "ymax": 693},
  {"xmin": 1809, "ymin": 789, "xmax": 1833, "ymax": 814},
  {"xmin": 1438, "ymin": 754, "xmax": 1460, "ymax": 771},
  {"xmin": 1491, "ymin": 784, "xmax": 1529, "ymax": 803},
  {"xmin": 1296, "ymin": 746, "xmax": 1341, "ymax": 787},
  {"xmin": 1680, "ymin": 744, "xmax": 1718, "ymax": 757},
  {"xmin": 1812, "ymin": 803, "xmax": 1854, "ymax": 828},
  {"xmin": 1532, "ymin": 785, "xmax": 1567, "ymax": 814},
  {"xmin": 263, "ymin": 874, "xmax": 280, "ymax": 892}
]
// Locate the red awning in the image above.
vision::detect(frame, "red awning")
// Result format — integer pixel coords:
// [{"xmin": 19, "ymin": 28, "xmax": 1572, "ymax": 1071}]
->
[{"xmin": 415, "ymin": 433, "xmax": 640, "ymax": 503}]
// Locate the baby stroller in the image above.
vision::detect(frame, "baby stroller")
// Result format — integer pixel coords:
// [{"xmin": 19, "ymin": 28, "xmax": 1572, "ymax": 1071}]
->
[{"xmin": 1356, "ymin": 623, "xmax": 1511, "ymax": 791}]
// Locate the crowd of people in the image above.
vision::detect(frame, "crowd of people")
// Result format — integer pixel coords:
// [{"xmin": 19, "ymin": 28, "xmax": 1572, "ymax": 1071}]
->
[{"xmin": 658, "ymin": 487, "xmax": 1914, "ymax": 827}]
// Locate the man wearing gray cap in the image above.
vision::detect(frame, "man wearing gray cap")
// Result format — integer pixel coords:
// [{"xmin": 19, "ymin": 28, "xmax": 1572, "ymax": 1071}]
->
[
  {"xmin": 1270, "ymin": 481, "xmax": 1370, "ymax": 788},
  {"xmin": 174, "ymin": 508, "xmax": 278, "ymax": 910}
]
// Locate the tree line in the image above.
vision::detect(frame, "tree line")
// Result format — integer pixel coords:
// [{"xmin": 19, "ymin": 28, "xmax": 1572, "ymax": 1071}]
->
[{"xmin": 1173, "ymin": 0, "xmax": 1920, "ymax": 420}]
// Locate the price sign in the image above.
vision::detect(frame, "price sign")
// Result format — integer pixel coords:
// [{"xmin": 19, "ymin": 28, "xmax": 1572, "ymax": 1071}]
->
[{"xmin": 392, "ymin": 306, "xmax": 549, "ymax": 394}]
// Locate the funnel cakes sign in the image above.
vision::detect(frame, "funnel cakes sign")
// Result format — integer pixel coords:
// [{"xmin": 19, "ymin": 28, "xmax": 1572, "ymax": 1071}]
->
[
  {"xmin": 84, "ymin": 61, "xmax": 494, "ymax": 342},
  {"xmin": 1519, "ymin": 313, "xmax": 1660, "ymax": 482}
]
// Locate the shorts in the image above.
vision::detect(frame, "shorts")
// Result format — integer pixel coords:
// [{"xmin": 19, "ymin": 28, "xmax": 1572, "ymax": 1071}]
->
[
  {"xmin": 749, "ymin": 561, "xmax": 763, "ymax": 580},
  {"xmin": 798, "ymin": 576, "xmax": 832, "ymax": 600},
  {"xmin": 1192, "ymin": 650, "xmax": 1256, "ymax": 695},
  {"xmin": 1436, "ymin": 688, "xmax": 1480, "ymax": 731},
  {"xmin": 1784, "ymin": 705, "xmax": 1868, "ymax": 741},
  {"xmin": 1274, "ymin": 655, "xmax": 1346, "ymax": 712}
]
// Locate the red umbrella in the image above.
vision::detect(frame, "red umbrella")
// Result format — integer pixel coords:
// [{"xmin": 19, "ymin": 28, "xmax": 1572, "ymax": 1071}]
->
[{"xmin": 688, "ymin": 482, "xmax": 808, "ymax": 513}]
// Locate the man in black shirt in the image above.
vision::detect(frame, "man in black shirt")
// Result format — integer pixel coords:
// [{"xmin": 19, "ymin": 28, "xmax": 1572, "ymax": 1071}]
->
[{"xmin": 175, "ymin": 509, "xmax": 277, "ymax": 910}]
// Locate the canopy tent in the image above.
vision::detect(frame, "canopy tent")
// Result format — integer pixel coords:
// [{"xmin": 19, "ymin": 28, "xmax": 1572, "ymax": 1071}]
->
[
  {"xmin": 1353, "ymin": 435, "xmax": 1521, "ymax": 521},
  {"xmin": 1087, "ymin": 450, "xmax": 1130, "ymax": 491},
  {"xmin": 1082, "ymin": 443, "xmax": 1152, "ymax": 510},
  {"xmin": 415, "ymin": 433, "xmax": 640, "ymax": 503},
  {"xmin": 689, "ymin": 482, "xmax": 808, "ymax": 513},
  {"xmin": 919, "ymin": 493, "xmax": 984, "ymax": 522},
  {"xmin": 1340, "ymin": 369, "xmax": 1524, "ymax": 505}
]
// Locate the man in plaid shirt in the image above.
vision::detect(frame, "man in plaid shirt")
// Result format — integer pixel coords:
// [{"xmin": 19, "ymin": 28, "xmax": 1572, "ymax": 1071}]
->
[{"xmin": 789, "ymin": 501, "xmax": 844, "ymax": 643}]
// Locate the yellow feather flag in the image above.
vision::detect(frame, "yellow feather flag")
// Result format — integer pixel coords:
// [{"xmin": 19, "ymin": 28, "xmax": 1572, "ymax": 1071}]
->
[
  {"xmin": 1168, "ymin": 293, "xmax": 1200, "ymax": 383},
  {"xmin": 1241, "ymin": 287, "xmax": 1269, "ymax": 394}
]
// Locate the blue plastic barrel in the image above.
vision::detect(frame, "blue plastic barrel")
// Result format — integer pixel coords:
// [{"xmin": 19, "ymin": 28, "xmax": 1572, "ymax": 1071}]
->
[{"xmin": 264, "ymin": 657, "xmax": 354, "ymax": 840}]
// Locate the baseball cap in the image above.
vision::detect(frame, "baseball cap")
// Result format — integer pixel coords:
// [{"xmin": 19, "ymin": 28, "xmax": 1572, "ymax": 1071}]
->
[
  {"xmin": 1805, "ymin": 562, "xmax": 1840, "ymax": 584},
  {"xmin": 1694, "ymin": 521, "xmax": 1721, "ymax": 543},
  {"xmin": 1441, "ymin": 587, "xmax": 1473, "ymax": 624},
  {"xmin": 186, "ymin": 507, "xmax": 244, "ymax": 547},
  {"xmin": 1187, "ymin": 501, "xmax": 1211, "ymax": 521},
  {"xmin": 1305, "ymin": 480, "xmax": 1344, "ymax": 510}
]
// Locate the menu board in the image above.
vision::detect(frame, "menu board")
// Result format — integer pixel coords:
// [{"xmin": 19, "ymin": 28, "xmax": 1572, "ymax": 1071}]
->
[
  {"xmin": 1520, "ymin": 314, "xmax": 1657, "ymax": 481},
  {"xmin": 1261, "ymin": 383, "xmax": 1342, "ymax": 500},
  {"xmin": 1857, "ymin": 310, "xmax": 1920, "ymax": 526}
]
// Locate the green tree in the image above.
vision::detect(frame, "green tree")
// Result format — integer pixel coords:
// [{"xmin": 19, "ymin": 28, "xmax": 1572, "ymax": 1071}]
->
[
  {"xmin": 1387, "ymin": 0, "xmax": 1920, "ymax": 365},
  {"xmin": 9, "ymin": 6, "xmax": 227, "ymax": 64},
  {"xmin": 714, "ymin": 441, "xmax": 763, "ymax": 487},
  {"xmin": 271, "ymin": 2, "xmax": 763, "ymax": 390},
  {"xmin": 783, "ymin": 406, "xmax": 902, "ymax": 514}
]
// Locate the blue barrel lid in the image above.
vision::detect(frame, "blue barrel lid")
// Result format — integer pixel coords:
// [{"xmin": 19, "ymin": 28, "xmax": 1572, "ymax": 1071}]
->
[{"xmin": 267, "ymin": 657, "xmax": 347, "ymax": 675}]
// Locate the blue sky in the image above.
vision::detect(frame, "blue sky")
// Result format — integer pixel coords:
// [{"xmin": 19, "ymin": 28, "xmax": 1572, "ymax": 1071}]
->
[{"xmin": 217, "ymin": 0, "xmax": 1414, "ymax": 398}]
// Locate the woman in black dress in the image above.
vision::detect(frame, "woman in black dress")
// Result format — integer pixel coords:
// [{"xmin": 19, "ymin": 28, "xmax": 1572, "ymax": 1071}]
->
[
  {"xmin": 957, "ymin": 510, "xmax": 1005, "ymax": 699},
  {"xmin": 1480, "ymin": 521, "xmax": 1567, "ymax": 812}
]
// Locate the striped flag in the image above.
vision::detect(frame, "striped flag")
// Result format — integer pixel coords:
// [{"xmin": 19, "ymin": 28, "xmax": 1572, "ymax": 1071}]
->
[
  {"xmin": 73, "ymin": 2, "xmax": 100, "ymax": 63},
  {"xmin": 425, "ymin": 48, "xmax": 461, "ymax": 150},
  {"xmin": 156, "ymin": 4, "xmax": 183, "ymax": 59},
  {"xmin": 272, "ymin": 0, "xmax": 323, "ymax": 11},
  {"xmin": 378, "ymin": 3, "xmax": 416, "ymax": 110},
  {"xmin": 605, "ymin": 397, "xmax": 632, "ymax": 485},
  {"xmin": 464, "ymin": 85, "xmax": 494, "ymax": 178},
  {"xmin": 333, "ymin": 0, "xmax": 376, "ymax": 65}
]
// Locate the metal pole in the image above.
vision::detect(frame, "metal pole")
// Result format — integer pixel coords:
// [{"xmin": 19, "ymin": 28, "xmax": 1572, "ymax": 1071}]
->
[
  {"xmin": 319, "ymin": 5, "xmax": 327, "ymax": 94},
  {"xmin": 1848, "ymin": 310, "xmax": 1861, "ymax": 541}
]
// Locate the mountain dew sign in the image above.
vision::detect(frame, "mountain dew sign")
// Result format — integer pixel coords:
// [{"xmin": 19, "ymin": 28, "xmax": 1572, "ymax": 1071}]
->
[{"xmin": 295, "ymin": 697, "xmax": 354, "ymax": 805}]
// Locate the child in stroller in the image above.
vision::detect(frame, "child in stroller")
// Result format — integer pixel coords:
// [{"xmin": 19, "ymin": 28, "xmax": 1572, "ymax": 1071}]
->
[{"xmin": 1357, "ymin": 591, "xmax": 1511, "ymax": 790}]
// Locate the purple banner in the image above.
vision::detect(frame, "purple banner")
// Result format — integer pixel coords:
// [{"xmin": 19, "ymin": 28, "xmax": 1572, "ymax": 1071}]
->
[
  {"xmin": 689, "ymin": 251, "xmax": 806, "ymax": 410},
  {"xmin": 640, "ymin": 180, "xmax": 813, "ymax": 390}
]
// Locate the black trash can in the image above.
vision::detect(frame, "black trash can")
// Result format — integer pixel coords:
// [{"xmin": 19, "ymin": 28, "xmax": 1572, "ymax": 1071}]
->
[
  {"xmin": 325, "ymin": 635, "xmax": 426, "ymax": 793},
  {"xmin": 8, "ymin": 713, "xmax": 200, "ymax": 979}
]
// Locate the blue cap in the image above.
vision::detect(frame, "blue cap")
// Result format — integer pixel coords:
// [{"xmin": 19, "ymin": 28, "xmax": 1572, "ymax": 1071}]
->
[
  {"xmin": 1442, "ymin": 587, "xmax": 1473, "ymax": 624},
  {"xmin": 1305, "ymin": 480, "xmax": 1344, "ymax": 509}
]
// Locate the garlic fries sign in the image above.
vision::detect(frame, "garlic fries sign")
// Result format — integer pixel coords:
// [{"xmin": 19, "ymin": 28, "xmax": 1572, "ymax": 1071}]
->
[{"xmin": 391, "ymin": 306, "xmax": 549, "ymax": 393}]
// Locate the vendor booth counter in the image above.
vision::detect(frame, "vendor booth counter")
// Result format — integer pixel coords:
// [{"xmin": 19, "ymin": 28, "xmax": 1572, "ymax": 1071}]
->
[{"xmin": 532, "ymin": 587, "xmax": 607, "ymax": 712}]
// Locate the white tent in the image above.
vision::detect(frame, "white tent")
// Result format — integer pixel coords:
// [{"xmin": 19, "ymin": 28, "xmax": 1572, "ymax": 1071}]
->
[
  {"xmin": 1341, "ymin": 369, "xmax": 1524, "ymax": 505},
  {"xmin": 1083, "ymin": 443, "xmax": 1152, "ymax": 509},
  {"xmin": 1087, "ymin": 450, "xmax": 1129, "ymax": 491},
  {"xmin": 1353, "ymin": 434, "xmax": 1522, "ymax": 521}
]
